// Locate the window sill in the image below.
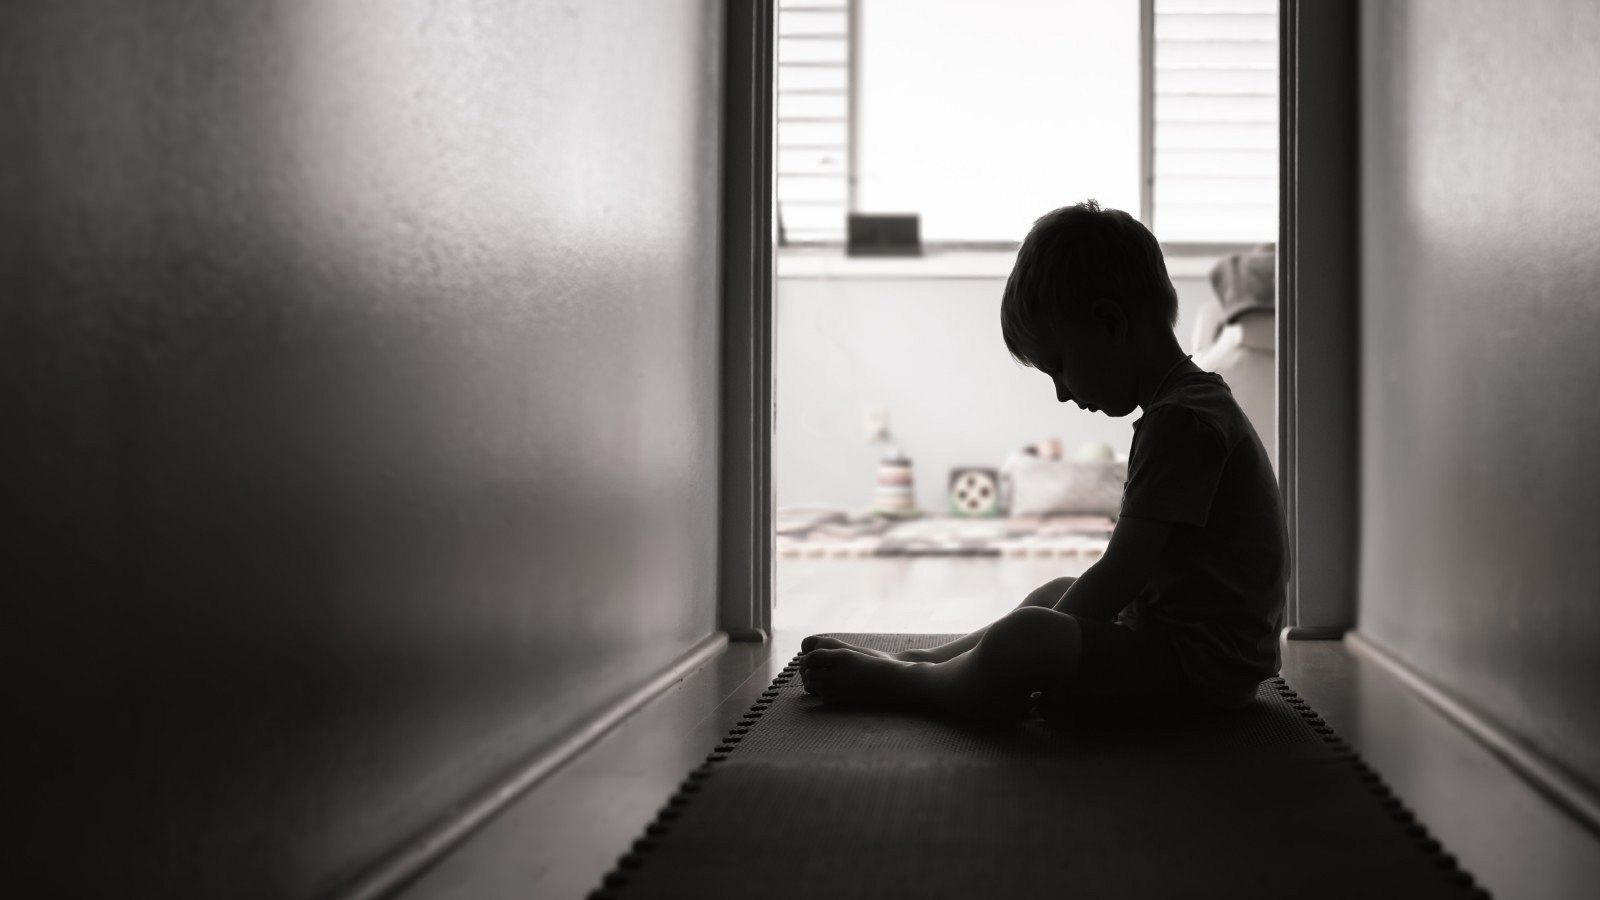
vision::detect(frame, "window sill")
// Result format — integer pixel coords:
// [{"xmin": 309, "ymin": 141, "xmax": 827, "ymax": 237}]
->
[
  {"xmin": 775, "ymin": 246, "xmax": 1240, "ymax": 281},
  {"xmin": 776, "ymin": 248, "xmax": 1018, "ymax": 280}
]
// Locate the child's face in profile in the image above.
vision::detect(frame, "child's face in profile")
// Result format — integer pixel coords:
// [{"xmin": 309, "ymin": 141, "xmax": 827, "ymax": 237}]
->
[{"xmin": 1041, "ymin": 299, "xmax": 1140, "ymax": 418}]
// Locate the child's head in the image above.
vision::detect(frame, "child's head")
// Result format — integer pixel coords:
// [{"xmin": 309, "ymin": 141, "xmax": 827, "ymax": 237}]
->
[{"xmin": 1000, "ymin": 200, "xmax": 1179, "ymax": 417}]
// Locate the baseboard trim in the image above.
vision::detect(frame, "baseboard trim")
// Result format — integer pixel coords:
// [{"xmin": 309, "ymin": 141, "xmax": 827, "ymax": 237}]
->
[
  {"xmin": 335, "ymin": 630, "xmax": 731, "ymax": 900},
  {"xmin": 1282, "ymin": 625, "xmax": 1350, "ymax": 641},
  {"xmin": 1346, "ymin": 630, "xmax": 1600, "ymax": 839}
]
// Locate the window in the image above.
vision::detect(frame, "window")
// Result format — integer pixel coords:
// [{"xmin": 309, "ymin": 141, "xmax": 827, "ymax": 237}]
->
[
  {"xmin": 775, "ymin": 1, "xmax": 853, "ymax": 246},
  {"xmin": 1149, "ymin": 0, "xmax": 1278, "ymax": 243},
  {"xmin": 774, "ymin": 0, "xmax": 1277, "ymax": 248}
]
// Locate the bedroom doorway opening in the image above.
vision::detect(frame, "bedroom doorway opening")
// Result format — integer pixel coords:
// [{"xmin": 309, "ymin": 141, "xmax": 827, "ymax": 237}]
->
[{"xmin": 768, "ymin": 0, "xmax": 1281, "ymax": 647}]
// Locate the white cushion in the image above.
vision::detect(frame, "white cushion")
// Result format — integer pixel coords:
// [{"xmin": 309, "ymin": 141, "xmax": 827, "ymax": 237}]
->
[{"xmin": 1000, "ymin": 451, "xmax": 1127, "ymax": 517}]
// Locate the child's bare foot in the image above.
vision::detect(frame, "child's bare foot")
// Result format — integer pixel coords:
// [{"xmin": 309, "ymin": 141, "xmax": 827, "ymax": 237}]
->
[
  {"xmin": 799, "ymin": 647, "xmax": 923, "ymax": 705},
  {"xmin": 801, "ymin": 634, "xmax": 894, "ymax": 659},
  {"xmin": 800, "ymin": 634, "xmax": 933, "ymax": 662}
]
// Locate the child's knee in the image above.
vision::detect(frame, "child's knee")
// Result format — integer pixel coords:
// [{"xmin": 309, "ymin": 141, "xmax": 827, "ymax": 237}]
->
[
  {"xmin": 1023, "ymin": 575, "xmax": 1077, "ymax": 607},
  {"xmin": 974, "ymin": 607, "xmax": 1083, "ymax": 696},
  {"xmin": 984, "ymin": 606, "xmax": 1082, "ymax": 659}
]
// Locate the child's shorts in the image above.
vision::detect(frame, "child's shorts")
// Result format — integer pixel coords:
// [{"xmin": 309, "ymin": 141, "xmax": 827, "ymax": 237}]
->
[
  {"xmin": 1034, "ymin": 617, "xmax": 1214, "ymax": 721},
  {"xmin": 1074, "ymin": 617, "xmax": 1191, "ymax": 698}
]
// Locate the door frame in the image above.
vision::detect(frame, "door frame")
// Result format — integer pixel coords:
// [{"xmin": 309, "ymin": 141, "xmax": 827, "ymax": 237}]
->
[
  {"xmin": 728, "ymin": 1, "xmax": 1363, "ymax": 640},
  {"xmin": 1278, "ymin": 0, "xmax": 1359, "ymax": 638},
  {"xmin": 718, "ymin": 0, "xmax": 775, "ymax": 642}
]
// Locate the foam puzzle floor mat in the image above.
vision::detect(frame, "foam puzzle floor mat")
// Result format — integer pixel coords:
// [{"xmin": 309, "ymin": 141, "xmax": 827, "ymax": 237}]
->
[
  {"xmin": 775, "ymin": 510, "xmax": 1116, "ymax": 559},
  {"xmin": 591, "ymin": 633, "xmax": 1489, "ymax": 899}
]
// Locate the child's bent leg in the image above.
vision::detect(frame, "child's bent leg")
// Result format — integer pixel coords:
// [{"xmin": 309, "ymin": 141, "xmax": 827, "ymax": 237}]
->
[
  {"xmin": 889, "ymin": 575, "xmax": 1077, "ymax": 663},
  {"xmin": 801, "ymin": 606, "xmax": 1083, "ymax": 720},
  {"xmin": 932, "ymin": 605, "xmax": 1083, "ymax": 717},
  {"xmin": 801, "ymin": 575, "xmax": 1076, "ymax": 664}
]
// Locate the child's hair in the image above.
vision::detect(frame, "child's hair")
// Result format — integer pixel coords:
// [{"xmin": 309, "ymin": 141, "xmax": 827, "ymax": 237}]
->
[{"xmin": 1000, "ymin": 200, "xmax": 1178, "ymax": 371}]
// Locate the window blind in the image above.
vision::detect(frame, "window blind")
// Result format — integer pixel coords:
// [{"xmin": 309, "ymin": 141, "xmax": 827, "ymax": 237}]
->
[
  {"xmin": 1151, "ymin": 0, "xmax": 1279, "ymax": 243},
  {"xmin": 775, "ymin": 1, "xmax": 852, "ymax": 245},
  {"xmin": 776, "ymin": 0, "xmax": 1279, "ymax": 247}
]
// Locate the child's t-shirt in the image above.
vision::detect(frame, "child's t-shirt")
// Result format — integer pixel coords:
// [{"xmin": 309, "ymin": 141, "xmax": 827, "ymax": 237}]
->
[{"xmin": 1117, "ymin": 369, "xmax": 1289, "ymax": 707}]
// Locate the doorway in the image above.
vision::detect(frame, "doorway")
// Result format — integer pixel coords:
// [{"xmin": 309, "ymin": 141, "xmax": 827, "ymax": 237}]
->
[{"xmin": 760, "ymin": 0, "xmax": 1286, "ymax": 648}]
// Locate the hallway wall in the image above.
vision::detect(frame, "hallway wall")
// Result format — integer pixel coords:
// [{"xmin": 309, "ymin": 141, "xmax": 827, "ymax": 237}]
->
[
  {"xmin": 2, "ymin": 1, "xmax": 724, "ymax": 896},
  {"xmin": 1358, "ymin": 0, "xmax": 1600, "ymax": 795}
]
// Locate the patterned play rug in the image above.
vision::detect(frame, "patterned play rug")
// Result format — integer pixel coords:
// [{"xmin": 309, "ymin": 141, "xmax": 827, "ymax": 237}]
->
[{"xmin": 775, "ymin": 508, "xmax": 1115, "ymax": 559}]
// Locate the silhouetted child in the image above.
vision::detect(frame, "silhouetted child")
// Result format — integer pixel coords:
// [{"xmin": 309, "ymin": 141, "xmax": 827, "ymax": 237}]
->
[{"xmin": 801, "ymin": 201, "xmax": 1289, "ymax": 720}]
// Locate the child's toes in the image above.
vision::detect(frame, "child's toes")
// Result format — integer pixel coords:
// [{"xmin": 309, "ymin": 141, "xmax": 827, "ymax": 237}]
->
[
  {"xmin": 802, "ymin": 634, "xmax": 848, "ymax": 653},
  {"xmin": 800, "ymin": 669, "xmax": 825, "ymax": 694}
]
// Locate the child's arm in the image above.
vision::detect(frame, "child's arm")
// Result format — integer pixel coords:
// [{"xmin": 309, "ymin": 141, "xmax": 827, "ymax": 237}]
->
[{"xmin": 1053, "ymin": 515, "xmax": 1172, "ymax": 622}]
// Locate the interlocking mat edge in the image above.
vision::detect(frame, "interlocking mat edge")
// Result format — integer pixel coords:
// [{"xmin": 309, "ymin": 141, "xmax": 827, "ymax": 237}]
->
[{"xmin": 589, "ymin": 633, "xmax": 1488, "ymax": 899}]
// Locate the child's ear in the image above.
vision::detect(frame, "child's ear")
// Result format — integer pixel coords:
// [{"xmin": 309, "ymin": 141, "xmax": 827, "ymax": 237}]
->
[{"xmin": 1089, "ymin": 298, "xmax": 1129, "ymax": 346}]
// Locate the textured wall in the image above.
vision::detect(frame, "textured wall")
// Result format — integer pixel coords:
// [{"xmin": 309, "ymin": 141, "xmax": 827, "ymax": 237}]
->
[
  {"xmin": 1359, "ymin": 0, "xmax": 1600, "ymax": 792},
  {"xmin": 3, "ymin": 1, "xmax": 723, "ymax": 895}
]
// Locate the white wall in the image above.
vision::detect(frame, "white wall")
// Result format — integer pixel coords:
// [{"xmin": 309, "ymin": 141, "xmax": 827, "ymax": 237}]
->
[
  {"xmin": 1358, "ymin": 0, "xmax": 1600, "ymax": 793},
  {"xmin": 774, "ymin": 268, "xmax": 1217, "ymax": 513},
  {"xmin": 3, "ymin": 1, "xmax": 724, "ymax": 895}
]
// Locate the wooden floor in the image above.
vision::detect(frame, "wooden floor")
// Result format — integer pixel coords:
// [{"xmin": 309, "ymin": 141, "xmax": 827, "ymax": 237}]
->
[
  {"xmin": 772, "ymin": 555, "xmax": 1091, "ymax": 651},
  {"xmin": 401, "ymin": 557, "xmax": 1600, "ymax": 900}
]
